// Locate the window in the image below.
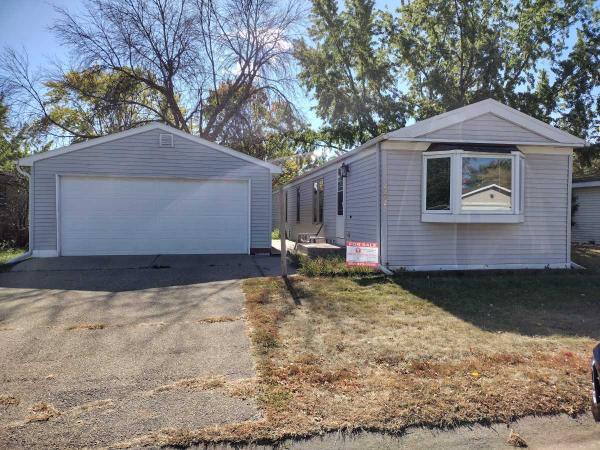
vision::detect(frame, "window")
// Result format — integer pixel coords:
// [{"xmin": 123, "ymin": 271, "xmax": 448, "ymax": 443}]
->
[
  {"xmin": 296, "ymin": 188, "xmax": 300, "ymax": 222},
  {"xmin": 313, "ymin": 178, "xmax": 324, "ymax": 223},
  {"xmin": 425, "ymin": 156, "xmax": 451, "ymax": 211},
  {"xmin": 337, "ymin": 174, "xmax": 344, "ymax": 216},
  {"xmin": 422, "ymin": 150, "xmax": 523, "ymax": 223},
  {"xmin": 461, "ymin": 157, "xmax": 512, "ymax": 211}
]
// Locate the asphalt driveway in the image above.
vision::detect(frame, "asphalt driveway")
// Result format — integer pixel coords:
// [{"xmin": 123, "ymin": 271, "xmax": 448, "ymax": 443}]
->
[{"xmin": 0, "ymin": 254, "xmax": 284, "ymax": 449}]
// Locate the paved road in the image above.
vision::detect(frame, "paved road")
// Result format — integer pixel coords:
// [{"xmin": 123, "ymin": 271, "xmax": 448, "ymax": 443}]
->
[{"xmin": 0, "ymin": 254, "xmax": 286, "ymax": 449}]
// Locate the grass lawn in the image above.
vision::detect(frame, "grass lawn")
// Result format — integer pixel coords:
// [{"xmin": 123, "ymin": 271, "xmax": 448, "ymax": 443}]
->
[
  {"xmin": 234, "ymin": 247, "xmax": 599, "ymax": 443},
  {"xmin": 0, "ymin": 247, "xmax": 25, "ymax": 265}
]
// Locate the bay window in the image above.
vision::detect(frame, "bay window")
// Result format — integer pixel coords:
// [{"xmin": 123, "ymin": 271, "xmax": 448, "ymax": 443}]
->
[{"xmin": 422, "ymin": 150, "xmax": 524, "ymax": 223}]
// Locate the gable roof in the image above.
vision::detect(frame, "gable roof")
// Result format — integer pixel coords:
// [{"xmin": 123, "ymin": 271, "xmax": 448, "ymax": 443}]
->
[
  {"xmin": 461, "ymin": 184, "xmax": 512, "ymax": 199},
  {"xmin": 278, "ymin": 99, "xmax": 584, "ymax": 189},
  {"xmin": 387, "ymin": 99, "xmax": 584, "ymax": 147},
  {"xmin": 18, "ymin": 122, "xmax": 282, "ymax": 173}
]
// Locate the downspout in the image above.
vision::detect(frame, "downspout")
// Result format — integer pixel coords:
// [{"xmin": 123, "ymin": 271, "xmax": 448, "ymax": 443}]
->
[
  {"xmin": 376, "ymin": 142, "xmax": 393, "ymax": 275},
  {"xmin": 12, "ymin": 162, "xmax": 33, "ymax": 263},
  {"xmin": 567, "ymin": 152, "xmax": 573, "ymax": 268}
]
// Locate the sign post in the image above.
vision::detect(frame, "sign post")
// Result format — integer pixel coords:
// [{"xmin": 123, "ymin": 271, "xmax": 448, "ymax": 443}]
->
[
  {"xmin": 280, "ymin": 190, "xmax": 287, "ymax": 276},
  {"xmin": 346, "ymin": 241, "xmax": 379, "ymax": 267}
]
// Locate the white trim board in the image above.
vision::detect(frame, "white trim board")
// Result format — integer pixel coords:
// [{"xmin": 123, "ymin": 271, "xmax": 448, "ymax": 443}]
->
[
  {"xmin": 573, "ymin": 181, "xmax": 600, "ymax": 188},
  {"xmin": 387, "ymin": 99, "xmax": 585, "ymax": 146},
  {"xmin": 32, "ymin": 250, "xmax": 59, "ymax": 258},
  {"xmin": 388, "ymin": 262, "xmax": 572, "ymax": 271},
  {"xmin": 18, "ymin": 123, "xmax": 281, "ymax": 173}
]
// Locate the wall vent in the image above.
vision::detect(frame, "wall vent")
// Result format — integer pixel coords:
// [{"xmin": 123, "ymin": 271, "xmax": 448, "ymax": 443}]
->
[{"xmin": 159, "ymin": 133, "xmax": 174, "ymax": 147}]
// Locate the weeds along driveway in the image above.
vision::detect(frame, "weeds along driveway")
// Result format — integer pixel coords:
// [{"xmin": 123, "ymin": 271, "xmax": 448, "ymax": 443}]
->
[{"xmin": 0, "ymin": 254, "xmax": 284, "ymax": 449}]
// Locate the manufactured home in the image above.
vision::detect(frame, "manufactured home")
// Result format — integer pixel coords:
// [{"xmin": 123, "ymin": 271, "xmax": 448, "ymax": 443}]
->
[
  {"xmin": 18, "ymin": 123, "xmax": 280, "ymax": 257},
  {"xmin": 274, "ymin": 99, "xmax": 585, "ymax": 271}
]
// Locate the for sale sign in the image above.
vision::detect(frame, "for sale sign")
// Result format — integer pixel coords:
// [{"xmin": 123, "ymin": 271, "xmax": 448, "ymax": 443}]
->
[{"xmin": 346, "ymin": 241, "xmax": 379, "ymax": 267}]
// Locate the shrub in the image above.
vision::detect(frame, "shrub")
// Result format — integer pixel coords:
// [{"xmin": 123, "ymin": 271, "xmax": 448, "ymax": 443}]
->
[
  {"xmin": 294, "ymin": 254, "xmax": 376, "ymax": 277},
  {"xmin": 271, "ymin": 229, "xmax": 280, "ymax": 240}
]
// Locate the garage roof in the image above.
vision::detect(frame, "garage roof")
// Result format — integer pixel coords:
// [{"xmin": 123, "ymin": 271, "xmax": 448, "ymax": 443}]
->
[{"xmin": 18, "ymin": 123, "xmax": 282, "ymax": 173}]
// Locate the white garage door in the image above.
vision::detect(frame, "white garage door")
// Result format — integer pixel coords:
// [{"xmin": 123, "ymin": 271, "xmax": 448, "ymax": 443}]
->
[{"xmin": 59, "ymin": 176, "xmax": 249, "ymax": 256}]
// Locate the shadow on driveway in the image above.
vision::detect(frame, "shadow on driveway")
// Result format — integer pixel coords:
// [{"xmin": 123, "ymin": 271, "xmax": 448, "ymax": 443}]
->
[{"xmin": 0, "ymin": 254, "xmax": 290, "ymax": 292}]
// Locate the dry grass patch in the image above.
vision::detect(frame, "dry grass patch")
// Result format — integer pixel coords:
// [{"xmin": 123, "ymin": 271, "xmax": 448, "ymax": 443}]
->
[
  {"xmin": 26, "ymin": 402, "xmax": 61, "ymax": 422},
  {"xmin": 0, "ymin": 395, "xmax": 19, "ymax": 406},
  {"xmin": 66, "ymin": 323, "xmax": 106, "ymax": 331},
  {"xmin": 150, "ymin": 376, "xmax": 226, "ymax": 395},
  {"xmin": 69, "ymin": 399, "xmax": 114, "ymax": 416},
  {"xmin": 197, "ymin": 316, "xmax": 240, "ymax": 324}
]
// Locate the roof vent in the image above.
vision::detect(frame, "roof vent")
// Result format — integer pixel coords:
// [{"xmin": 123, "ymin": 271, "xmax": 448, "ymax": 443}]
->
[{"xmin": 159, "ymin": 133, "xmax": 173, "ymax": 147}]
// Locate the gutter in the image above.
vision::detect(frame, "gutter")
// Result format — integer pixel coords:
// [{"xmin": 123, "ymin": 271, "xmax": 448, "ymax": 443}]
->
[{"xmin": 11, "ymin": 163, "xmax": 33, "ymax": 263}]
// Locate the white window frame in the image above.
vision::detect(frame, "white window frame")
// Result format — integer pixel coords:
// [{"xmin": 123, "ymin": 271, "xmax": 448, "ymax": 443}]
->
[{"xmin": 422, "ymin": 150, "xmax": 524, "ymax": 224}]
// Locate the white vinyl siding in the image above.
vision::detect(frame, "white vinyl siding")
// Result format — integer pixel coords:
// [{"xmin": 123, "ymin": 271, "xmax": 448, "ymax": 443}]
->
[
  {"xmin": 345, "ymin": 153, "xmax": 378, "ymax": 242},
  {"xmin": 384, "ymin": 150, "xmax": 569, "ymax": 268},
  {"xmin": 272, "ymin": 190, "xmax": 281, "ymax": 232},
  {"xmin": 420, "ymin": 113, "xmax": 553, "ymax": 143},
  {"xmin": 283, "ymin": 168, "xmax": 337, "ymax": 241},
  {"xmin": 31, "ymin": 128, "xmax": 271, "ymax": 252},
  {"xmin": 572, "ymin": 186, "xmax": 600, "ymax": 244}
]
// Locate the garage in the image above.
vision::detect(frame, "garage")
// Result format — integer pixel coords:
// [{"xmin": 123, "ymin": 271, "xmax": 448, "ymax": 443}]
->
[
  {"xmin": 58, "ymin": 176, "xmax": 249, "ymax": 256},
  {"xmin": 17, "ymin": 123, "xmax": 280, "ymax": 257}
]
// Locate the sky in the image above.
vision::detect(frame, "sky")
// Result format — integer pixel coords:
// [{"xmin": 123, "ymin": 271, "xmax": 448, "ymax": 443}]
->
[{"xmin": 0, "ymin": 0, "xmax": 592, "ymax": 133}]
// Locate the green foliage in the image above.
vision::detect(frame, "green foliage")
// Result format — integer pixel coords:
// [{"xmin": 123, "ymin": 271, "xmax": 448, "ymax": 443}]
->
[
  {"xmin": 0, "ymin": 97, "xmax": 29, "ymax": 173},
  {"xmin": 554, "ymin": 9, "xmax": 600, "ymax": 176},
  {"xmin": 271, "ymin": 229, "xmax": 280, "ymax": 240},
  {"xmin": 41, "ymin": 67, "xmax": 170, "ymax": 141},
  {"xmin": 298, "ymin": 0, "xmax": 599, "ymax": 172},
  {"xmin": 390, "ymin": 0, "xmax": 584, "ymax": 119},
  {"xmin": 295, "ymin": 0, "xmax": 407, "ymax": 148},
  {"xmin": 295, "ymin": 254, "xmax": 376, "ymax": 277}
]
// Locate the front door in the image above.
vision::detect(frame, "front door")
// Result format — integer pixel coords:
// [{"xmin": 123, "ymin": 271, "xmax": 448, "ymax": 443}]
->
[{"xmin": 335, "ymin": 169, "xmax": 345, "ymax": 245}]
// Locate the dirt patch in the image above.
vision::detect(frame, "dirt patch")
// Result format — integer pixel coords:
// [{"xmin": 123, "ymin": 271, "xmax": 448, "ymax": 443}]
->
[
  {"xmin": 26, "ymin": 402, "xmax": 61, "ymax": 422},
  {"xmin": 66, "ymin": 323, "xmax": 106, "ymax": 331}
]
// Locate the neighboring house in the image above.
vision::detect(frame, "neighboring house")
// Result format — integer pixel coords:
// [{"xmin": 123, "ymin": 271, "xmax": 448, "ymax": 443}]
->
[
  {"xmin": 18, "ymin": 123, "xmax": 280, "ymax": 257},
  {"xmin": 572, "ymin": 175, "xmax": 600, "ymax": 244},
  {"xmin": 273, "ymin": 99, "xmax": 585, "ymax": 271}
]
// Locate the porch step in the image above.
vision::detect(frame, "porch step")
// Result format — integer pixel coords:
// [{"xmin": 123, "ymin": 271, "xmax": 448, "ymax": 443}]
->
[{"xmin": 296, "ymin": 242, "xmax": 345, "ymax": 258}]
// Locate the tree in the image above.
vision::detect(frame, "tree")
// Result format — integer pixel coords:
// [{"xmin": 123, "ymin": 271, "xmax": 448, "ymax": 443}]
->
[
  {"xmin": 295, "ymin": 0, "xmax": 407, "ymax": 148},
  {"xmin": 205, "ymin": 83, "xmax": 329, "ymax": 185},
  {"xmin": 0, "ymin": 97, "xmax": 32, "ymax": 247},
  {"xmin": 0, "ymin": 96, "xmax": 29, "ymax": 173},
  {"xmin": 389, "ymin": 0, "xmax": 584, "ymax": 119},
  {"xmin": 1, "ymin": 0, "xmax": 301, "ymax": 144},
  {"xmin": 38, "ymin": 67, "xmax": 170, "ymax": 141},
  {"xmin": 553, "ymin": 10, "xmax": 600, "ymax": 176}
]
